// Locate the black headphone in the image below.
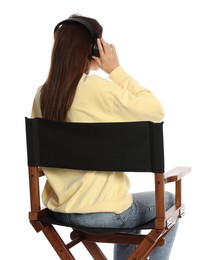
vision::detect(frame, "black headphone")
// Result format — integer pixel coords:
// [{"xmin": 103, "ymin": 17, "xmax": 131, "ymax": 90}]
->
[{"xmin": 54, "ymin": 17, "xmax": 100, "ymax": 58}]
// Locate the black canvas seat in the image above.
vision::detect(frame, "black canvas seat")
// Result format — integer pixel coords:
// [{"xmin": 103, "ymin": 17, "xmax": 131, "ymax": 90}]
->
[{"xmin": 42, "ymin": 208, "xmax": 155, "ymax": 234}]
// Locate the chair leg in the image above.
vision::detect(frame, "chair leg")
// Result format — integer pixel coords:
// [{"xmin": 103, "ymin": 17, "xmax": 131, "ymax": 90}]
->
[
  {"xmin": 82, "ymin": 241, "xmax": 108, "ymax": 260},
  {"xmin": 43, "ymin": 225, "xmax": 75, "ymax": 260},
  {"xmin": 128, "ymin": 229, "xmax": 165, "ymax": 260}
]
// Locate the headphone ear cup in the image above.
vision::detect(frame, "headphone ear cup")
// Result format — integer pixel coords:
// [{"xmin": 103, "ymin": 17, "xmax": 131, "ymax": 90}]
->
[{"xmin": 92, "ymin": 42, "xmax": 100, "ymax": 57}]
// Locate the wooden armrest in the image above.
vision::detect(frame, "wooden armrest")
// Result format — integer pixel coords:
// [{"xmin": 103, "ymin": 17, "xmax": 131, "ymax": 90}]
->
[{"xmin": 164, "ymin": 166, "xmax": 191, "ymax": 183}]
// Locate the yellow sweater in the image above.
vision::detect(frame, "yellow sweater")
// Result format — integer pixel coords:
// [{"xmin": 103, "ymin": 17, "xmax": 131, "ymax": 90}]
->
[{"xmin": 31, "ymin": 66, "xmax": 164, "ymax": 214}]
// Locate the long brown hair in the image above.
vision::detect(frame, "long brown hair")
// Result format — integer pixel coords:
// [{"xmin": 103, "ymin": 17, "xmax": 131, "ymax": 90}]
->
[{"xmin": 40, "ymin": 14, "xmax": 103, "ymax": 121}]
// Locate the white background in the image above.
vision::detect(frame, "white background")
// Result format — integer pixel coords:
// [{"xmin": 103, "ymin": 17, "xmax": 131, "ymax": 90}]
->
[{"xmin": 1, "ymin": 0, "xmax": 214, "ymax": 259}]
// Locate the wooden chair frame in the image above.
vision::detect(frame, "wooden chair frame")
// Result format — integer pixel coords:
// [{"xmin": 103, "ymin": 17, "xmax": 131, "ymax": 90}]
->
[{"xmin": 26, "ymin": 118, "xmax": 191, "ymax": 259}]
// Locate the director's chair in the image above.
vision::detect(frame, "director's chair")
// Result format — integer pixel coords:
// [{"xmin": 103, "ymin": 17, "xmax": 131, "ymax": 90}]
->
[{"xmin": 25, "ymin": 117, "xmax": 191, "ymax": 259}]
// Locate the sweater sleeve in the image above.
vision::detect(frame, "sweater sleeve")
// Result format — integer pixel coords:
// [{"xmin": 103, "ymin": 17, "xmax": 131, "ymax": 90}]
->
[
  {"xmin": 109, "ymin": 66, "xmax": 149, "ymax": 95},
  {"xmin": 108, "ymin": 66, "xmax": 165, "ymax": 122},
  {"xmin": 31, "ymin": 87, "xmax": 42, "ymax": 118}
]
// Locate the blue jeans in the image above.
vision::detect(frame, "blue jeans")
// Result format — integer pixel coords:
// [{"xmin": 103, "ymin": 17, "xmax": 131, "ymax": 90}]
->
[{"xmin": 53, "ymin": 191, "xmax": 178, "ymax": 260}]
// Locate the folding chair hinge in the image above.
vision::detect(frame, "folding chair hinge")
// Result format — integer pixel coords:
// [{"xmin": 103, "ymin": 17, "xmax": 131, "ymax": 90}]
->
[
  {"xmin": 179, "ymin": 205, "xmax": 185, "ymax": 218},
  {"xmin": 166, "ymin": 217, "xmax": 174, "ymax": 229},
  {"xmin": 166, "ymin": 214, "xmax": 178, "ymax": 229}
]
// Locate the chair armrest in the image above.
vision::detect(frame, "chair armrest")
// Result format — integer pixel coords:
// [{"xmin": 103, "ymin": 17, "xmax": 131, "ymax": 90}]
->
[{"xmin": 164, "ymin": 166, "xmax": 191, "ymax": 183}]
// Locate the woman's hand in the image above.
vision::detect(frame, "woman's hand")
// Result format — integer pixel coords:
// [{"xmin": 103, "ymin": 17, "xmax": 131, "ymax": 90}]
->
[{"xmin": 92, "ymin": 38, "xmax": 120, "ymax": 74}]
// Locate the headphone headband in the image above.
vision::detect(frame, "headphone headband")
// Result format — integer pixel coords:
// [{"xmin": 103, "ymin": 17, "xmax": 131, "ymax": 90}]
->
[
  {"xmin": 54, "ymin": 17, "xmax": 99, "ymax": 58},
  {"xmin": 54, "ymin": 17, "xmax": 98, "ymax": 39}
]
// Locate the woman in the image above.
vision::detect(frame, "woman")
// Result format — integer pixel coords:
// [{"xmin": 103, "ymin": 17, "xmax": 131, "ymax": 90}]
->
[{"xmin": 31, "ymin": 14, "xmax": 178, "ymax": 260}]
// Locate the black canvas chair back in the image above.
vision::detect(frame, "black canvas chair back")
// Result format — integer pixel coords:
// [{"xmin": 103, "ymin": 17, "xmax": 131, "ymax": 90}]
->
[
  {"xmin": 25, "ymin": 117, "xmax": 164, "ymax": 172},
  {"xmin": 25, "ymin": 117, "xmax": 190, "ymax": 260}
]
